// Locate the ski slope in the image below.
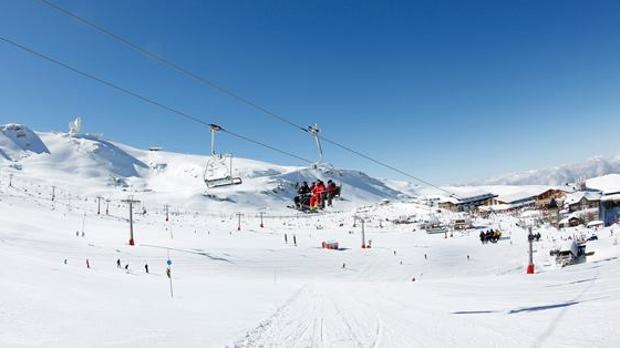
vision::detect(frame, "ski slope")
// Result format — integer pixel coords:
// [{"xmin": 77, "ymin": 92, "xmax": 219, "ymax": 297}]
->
[
  {"xmin": 2, "ymin": 124, "xmax": 620, "ymax": 347},
  {"xmin": 2, "ymin": 176, "xmax": 620, "ymax": 347}
]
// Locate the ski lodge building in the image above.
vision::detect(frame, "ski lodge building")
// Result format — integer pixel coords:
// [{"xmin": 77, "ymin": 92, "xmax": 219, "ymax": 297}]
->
[
  {"xmin": 439, "ymin": 192, "xmax": 497, "ymax": 212},
  {"xmin": 480, "ymin": 188, "xmax": 567, "ymax": 215},
  {"xmin": 434, "ymin": 176, "xmax": 619, "ymax": 227},
  {"xmin": 586, "ymin": 174, "xmax": 620, "ymax": 226},
  {"xmin": 534, "ymin": 189, "xmax": 567, "ymax": 208}
]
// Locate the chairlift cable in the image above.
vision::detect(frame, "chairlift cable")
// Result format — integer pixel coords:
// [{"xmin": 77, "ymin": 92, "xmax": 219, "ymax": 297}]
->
[
  {"xmin": 36, "ymin": 0, "xmax": 308, "ymax": 133},
  {"xmin": 0, "ymin": 34, "xmax": 312, "ymax": 166},
  {"xmin": 30, "ymin": 1, "xmax": 459, "ymax": 197},
  {"xmin": 318, "ymin": 136, "xmax": 459, "ymax": 198},
  {"xmin": 221, "ymin": 128, "xmax": 313, "ymax": 164}
]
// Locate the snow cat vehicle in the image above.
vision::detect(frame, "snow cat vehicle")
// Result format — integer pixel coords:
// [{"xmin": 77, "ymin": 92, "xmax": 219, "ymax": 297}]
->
[
  {"xmin": 549, "ymin": 240, "xmax": 593, "ymax": 267},
  {"xmin": 452, "ymin": 216, "xmax": 473, "ymax": 230},
  {"xmin": 420, "ymin": 217, "xmax": 449, "ymax": 234}
]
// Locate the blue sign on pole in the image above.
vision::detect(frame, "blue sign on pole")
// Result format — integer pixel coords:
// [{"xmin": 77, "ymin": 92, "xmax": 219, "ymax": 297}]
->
[{"xmin": 166, "ymin": 259, "xmax": 172, "ymax": 266}]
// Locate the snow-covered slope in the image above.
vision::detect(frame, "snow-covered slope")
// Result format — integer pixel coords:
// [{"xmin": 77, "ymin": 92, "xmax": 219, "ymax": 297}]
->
[
  {"xmin": 3, "ymin": 124, "xmax": 620, "ymax": 347},
  {"xmin": 483, "ymin": 155, "xmax": 620, "ymax": 185},
  {"xmin": 2, "ymin": 176, "xmax": 619, "ymax": 347},
  {"xmin": 0, "ymin": 124, "xmax": 408, "ymax": 213},
  {"xmin": 0, "ymin": 124, "xmax": 49, "ymax": 161},
  {"xmin": 381, "ymin": 178, "xmax": 420, "ymax": 198}
]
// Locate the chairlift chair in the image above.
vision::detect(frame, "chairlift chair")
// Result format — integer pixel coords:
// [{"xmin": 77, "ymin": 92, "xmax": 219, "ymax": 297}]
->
[{"xmin": 203, "ymin": 124, "xmax": 243, "ymax": 189}]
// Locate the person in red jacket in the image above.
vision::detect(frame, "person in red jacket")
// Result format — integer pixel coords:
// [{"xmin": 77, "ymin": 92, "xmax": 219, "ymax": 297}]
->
[
  {"xmin": 309, "ymin": 182, "xmax": 318, "ymax": 208},
  {"xmin": 310, "ymin": 180, "xmax": 325, "ymax": 209}
]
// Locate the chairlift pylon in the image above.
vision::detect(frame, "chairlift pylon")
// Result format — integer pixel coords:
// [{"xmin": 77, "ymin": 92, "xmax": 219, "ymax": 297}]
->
[{"xmin": 203, "ymin": 124, "xmax": 243, "ymax": 189}]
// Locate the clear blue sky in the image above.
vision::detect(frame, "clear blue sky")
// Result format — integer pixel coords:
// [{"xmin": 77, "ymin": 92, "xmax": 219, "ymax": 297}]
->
[{"xmin": 1, "ymin": 0, "xmax": 619, "ymax": 184}]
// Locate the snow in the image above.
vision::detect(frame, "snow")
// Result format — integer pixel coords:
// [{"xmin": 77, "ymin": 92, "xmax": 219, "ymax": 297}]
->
[
  {"xmin": 2, "ymin": 128, "xmax": 407, "ymax": 215},
  {"xmin": 601, "ymin": 193, "xmax": 620, "ymax": 202},
  {"xmin": 586, "ymin": 174, "xmax": 620, "ymax": 195},
  {"xmin": 422, "ymin": 184, "xmax": 560, "ymax": 205},
  {"xmin": 2, "ymin": 124, "xmax": 620, "ymax": 347},
  {"xmin": 497, "ymin": 187, "xmax": 554, "ymax": 204},
  {"xmin": 564, "ymin": 191, "xmax": 602, "ymax": 205},
  {"xmin": 587, "ymin": 220, "xmax": 604, "ymax": 228},
  {"xmin": 0, "ymin": 124, "xmax": 49, "ymax": 161},
  {"xmin": 559, "ymin": 240, "xmax": 579, "ymax": 256}
]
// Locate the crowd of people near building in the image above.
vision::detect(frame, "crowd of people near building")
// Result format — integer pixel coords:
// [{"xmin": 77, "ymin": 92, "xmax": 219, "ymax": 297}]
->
[{"xmin": 293, "ymin": 180, "xmax": 340, "ymax": 211}]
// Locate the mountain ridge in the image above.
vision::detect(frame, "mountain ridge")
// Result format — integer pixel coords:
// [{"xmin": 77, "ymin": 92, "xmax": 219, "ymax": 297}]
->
[
  {"xmin": 482, "ymin": 154, "xmax": 620, "ymax": 186},
  {"xmin": 0, "ymin": 123, "xmax": 411, "ymax": 212}
]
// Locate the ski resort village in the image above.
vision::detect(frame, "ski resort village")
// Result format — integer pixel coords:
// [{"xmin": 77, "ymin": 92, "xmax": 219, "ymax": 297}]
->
[
  {"xmin": 2, "ymin": 1, "xmax": 620, "ymax": 347},
  {"xmin": 2, "ymin": 120, "xmax": 620, "ymax": 347}
]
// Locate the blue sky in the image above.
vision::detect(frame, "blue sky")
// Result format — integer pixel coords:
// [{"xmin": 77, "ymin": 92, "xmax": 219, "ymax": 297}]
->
[{"xmin": 1, "ymin": 0, "xmax": 619, "ymax": 184}]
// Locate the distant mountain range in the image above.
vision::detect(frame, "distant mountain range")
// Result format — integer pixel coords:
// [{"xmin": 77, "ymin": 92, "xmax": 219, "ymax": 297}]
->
[
  {"xmin": 4, "ymin": 122, "xmax": 618, "ymax": 200},
  {"xmin": 483, "ymin": 154, "xmax": 620, "ymax": 186}
]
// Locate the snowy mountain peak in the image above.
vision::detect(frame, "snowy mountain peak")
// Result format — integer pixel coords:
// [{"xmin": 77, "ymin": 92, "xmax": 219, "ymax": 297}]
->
[
  {"xmin": 0, "ymin": 123, "xmax": 50, "ymax": 161},
  {"xmin": 483, "ymin": 154, "xmax": 620, "ymax": 185}
]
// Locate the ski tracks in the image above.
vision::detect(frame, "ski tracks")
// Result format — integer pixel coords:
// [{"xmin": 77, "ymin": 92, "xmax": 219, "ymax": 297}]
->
[
  {"xmin": 233, "ymin": 285, "xmax": 389, "ymax": 347},
  {"xmin": 233, "ymin": 285, "xmax": 308, "ymax": 347}
]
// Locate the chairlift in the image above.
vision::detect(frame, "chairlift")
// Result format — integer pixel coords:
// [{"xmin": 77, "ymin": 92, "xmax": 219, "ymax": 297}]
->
[
  {"xmin": 307, "ymin": 124, "xmax": 323, "ymax": 169},
  {"xmin": 203, "ymin": 124, "xmax": 243, "ymax": 189}
]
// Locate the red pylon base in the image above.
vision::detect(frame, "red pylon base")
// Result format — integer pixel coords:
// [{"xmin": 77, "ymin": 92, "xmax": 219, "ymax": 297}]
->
[
  {"xmin": 526, "ymin": 264, "xmax": 535, "ymax": 274},
  {"xmin": 129, "ymin": 238, "xmax": 135, "ymax": 246}
]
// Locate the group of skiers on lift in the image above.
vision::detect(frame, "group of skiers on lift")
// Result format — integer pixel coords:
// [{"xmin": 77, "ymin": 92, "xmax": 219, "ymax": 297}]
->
[{"xmin": 294, "ymin": 179, "xmax": 340, "ymax": 211}]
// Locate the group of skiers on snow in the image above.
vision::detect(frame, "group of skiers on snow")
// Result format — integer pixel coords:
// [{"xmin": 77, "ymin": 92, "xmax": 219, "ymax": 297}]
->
[
  {"xmin": 293, "ymin": 180, "xmax": 340, "ymax": 211},
  {"xmin": 527, "ymin": 232, "xmax": 542, "ymax": 242},
  {"xmin": 479, "ymin": 229, "xmax": 502, "ymax": 244}
]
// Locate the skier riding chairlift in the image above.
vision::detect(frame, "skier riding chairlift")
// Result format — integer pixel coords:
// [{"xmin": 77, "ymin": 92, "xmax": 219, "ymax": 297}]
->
[
  {"xmin": 290, "ymin": 124, "xmax": 343, "ymax": 212},
  {"xmin": 292, "ymin": 180, "xmax": 342, "ymax": 212}
]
